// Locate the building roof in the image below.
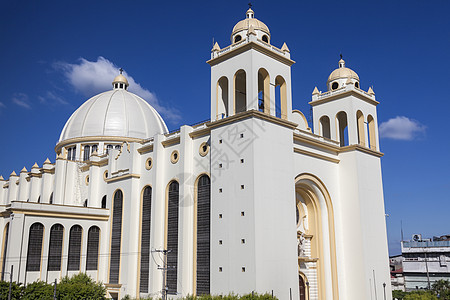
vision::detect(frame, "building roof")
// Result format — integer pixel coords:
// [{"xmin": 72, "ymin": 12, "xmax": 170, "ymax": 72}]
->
[
  {"xmin": 232, "ymin": 8, "xmax": 270, "ymax": 37},
  {"xmin": 59, "ymin": 75, "xmax": 168, "ymax": 142}
]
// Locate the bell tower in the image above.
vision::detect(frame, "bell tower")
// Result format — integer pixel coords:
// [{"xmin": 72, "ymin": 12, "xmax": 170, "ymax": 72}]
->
[{"xmin": 207, "ymin": 7, "xmax": 295, "ymax": 121}]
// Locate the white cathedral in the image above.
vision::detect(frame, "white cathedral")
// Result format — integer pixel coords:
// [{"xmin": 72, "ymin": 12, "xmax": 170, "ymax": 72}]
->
[{"xmin": 0, "ymin": 7, "xmax": 392, "ymax": 300}]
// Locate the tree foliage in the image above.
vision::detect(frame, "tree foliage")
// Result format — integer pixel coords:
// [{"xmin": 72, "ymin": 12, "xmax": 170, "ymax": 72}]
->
[{"xmin": 0, "ymin": 280, "xmax": 23, "ymax": 300}]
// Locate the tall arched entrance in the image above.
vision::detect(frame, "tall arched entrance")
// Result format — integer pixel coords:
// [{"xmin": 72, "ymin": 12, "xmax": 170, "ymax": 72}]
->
[{"xmin": 295, "ymin": 174, "xmax": 339, "ymax": 300}]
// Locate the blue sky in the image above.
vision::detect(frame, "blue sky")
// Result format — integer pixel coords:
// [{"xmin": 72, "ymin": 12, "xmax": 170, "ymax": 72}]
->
[{"xmin": 1, "ymin": 0, "xmax": 449, "ymax": 255}]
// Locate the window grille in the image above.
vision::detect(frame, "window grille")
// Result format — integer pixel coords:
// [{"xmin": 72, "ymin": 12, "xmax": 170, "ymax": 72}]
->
[
  {"xmin": 47, "ymin": 224, "xmax": 64, "ymax": 271},
  {"xmin": 26, "ymin": 223, "xmax": 44, "ymax": 271},
  {"xmin": 67, "ymin": 225, "xmax": 82, "ymax": 271},
  {"xmin": 140, "ymin": 186, "xmax": 152, "ymax": 293},
  {"xmin": 109, "ymin": 190, "xmax": 123, "ymax": 283},
  {"xmin": 86, "ymin": 226, "xmax": 100, "ymax": 270},
  {"xmin": 167, "ymin": 181, "xmax": 179, "ymax": 294},
  {"xmin": 196, "ymin": 175, "xmax": 211, "ymax": 295}
]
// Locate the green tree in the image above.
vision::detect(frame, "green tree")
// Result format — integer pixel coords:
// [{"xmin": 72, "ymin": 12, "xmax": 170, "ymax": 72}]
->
[
  {"xmin": 404, "ymin": 290, "xmax": 438, "ymax": 300},
  {"xmin": 0, "ymin": 280, "xmax": 23, "ymax": 300},
  {"xmin": 22, "ymin": 281, "xmax": 54, "ymax": 300},
  {"xmin": 56, "ymin": 273, "xmax": 106, "ymax": 300},
  {"xmin": 432, "ymin": 279, "xmax": 450, "ymax": 299}
]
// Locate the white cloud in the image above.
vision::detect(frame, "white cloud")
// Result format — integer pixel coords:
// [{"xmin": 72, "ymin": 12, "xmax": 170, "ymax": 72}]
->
[
  {"xmin": 39, "ymin": 91, "xmax": 69, "ymax": 106},
  {"xmin": 54, "ymin": 57, "xmax": 181, "ymax": 123},
  {"xmin": 0, "ymin": 102, "xmax": 5, "ymax": 108},
  {"xmin": 379, "ymin": 116, "xmax": 426, "ymax": 140},
  {"xmin": 12, "ymin": 93, "xmax": 31, "ymax": 109}
]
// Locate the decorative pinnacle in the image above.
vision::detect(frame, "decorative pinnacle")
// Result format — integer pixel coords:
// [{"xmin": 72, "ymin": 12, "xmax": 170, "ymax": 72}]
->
[
  {"xmin": 32, "ymin": 162, "xmax": 39, "ymax": 169},
  {"xmin": 312, "ymin": 87, "xmax": 320, "ymax": 95},
  {"xmin": 44, "ymin": 158, "xmax": 51, "ymax": 164},
  {"xmin": 0, "ymin": 176, "xmax": 3, "ymax": 181},
  {"xmin": 10, "ymin": 171, "xmax": 17, "ymax": 176},
  {"xmin": 21, "ymin": 167, "xmax": 28, "ymax": 173}
]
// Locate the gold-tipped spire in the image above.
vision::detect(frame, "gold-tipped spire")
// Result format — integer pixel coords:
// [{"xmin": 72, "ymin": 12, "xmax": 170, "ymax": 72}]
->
[{"xmin": 312, "ymin": 87, "xmax": 320, "ymax": 95}]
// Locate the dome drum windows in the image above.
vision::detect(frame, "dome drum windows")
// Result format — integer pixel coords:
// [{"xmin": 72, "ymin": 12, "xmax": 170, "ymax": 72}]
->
[
  {"xmin": 67, "ymin": 146, "xmax": 76, "ymax": 161},
  {"xmin": 331, "ymin": 82, "xmax": 339, "ymax": 90}
]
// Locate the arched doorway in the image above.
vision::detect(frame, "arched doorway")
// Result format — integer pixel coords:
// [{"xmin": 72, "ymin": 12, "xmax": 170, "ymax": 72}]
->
[
  {"xmin": 299, "ymin": 275, "xmax": 306, "ymax": 300},
  {"xmin": 295, "ymin": 174, "xmax": 339, "ymax": 300}
]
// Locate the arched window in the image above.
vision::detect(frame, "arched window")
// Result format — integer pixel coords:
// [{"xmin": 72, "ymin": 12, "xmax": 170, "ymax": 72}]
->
[
  {"xmin": 106, "ymin": 145, "xmax": 113, "ymax": 155},
  {"xmin": 234, "ymin": 35, "xmax": 242, "ymax": 43},
  {"xmin": 336, "ymin": 111, "xmax": 348, "ymax": 147},
  {"xmin": 367, "ymin": 115, "xmax": 376, "ymax": 150},
  {"xmin": 86, "ymin": 226, "xmax": 100, "ymax": 270},
  {"xmin": 234, "ymin": 70, "xmax": 247, "ymax": 114},
  {"xmin": 258, "ymin": 69, "xmax": 270, "ymax": 114},
  {"xmin": 262, "ymin": 35, "xmax": 269, "ymax": 43},
  {"xmin": 319, "ymin": 116, "xmax": 331, "ymax": 139},
  {"xmin": 67, "ymin": 225, "xmax": 82, "ymax": 271},
  {"xmin": 47, "ymin": 224, "xmax": 64, "ymax": 271},
  {"xmin": 26, "ymin": 223, "xmax": 44, "ymax": 272},
  {"xmin": 357, "ymin": 110, "xmax": 365, "ymax": 146},
  {"xmin": 83, "ymin": 145, "xmax": 91, "ymax": 161},
  {"xmin": 91, "ymin": 145, "xmax": 98, "ymax": 154},
  {"xmin": 299, "ymin": 275, "xmax": 306, "ymax": 300},
  {"xmin": 275, "ymin": 76, "xmax": 287, "ymax": 119},
  {"xmin": 196, "ymin": 175, "xmax": 211, "ymax": 295},
  {"xmin": 37, "ymin": 196, "xmax": 40, "ymax": 203},
  {"xmin": 83, "ymin": 199, "xmax": 88, "ymax": 207},
  {"xmin": 49, "ymin": 193, "xmax": 53, "ymax": 204},
  {"xmin": 67, "ymin": 148, "xmax": 72, "ymax": 160},
  {"xmin": 115, "ymin": 145, "xmax": 121, "ymax": 150},
  {"xmin": 140, "ymin": 186, "xmax": 152, "ymax": 293},
  {"xmin": 1, "ymin": 223, "xmax": 9, "ymax": 280},
  {"xmin": 167, "ymin": 181, "xmax": 179, "ymax": 295},
  {"xmin": 217, "ymin": 77, "xmax": 229, "ymax": 120},
  {"xmin": 109, "ymin": 190, "xmax": 123, "ymax": 284},
  {"xmin": 101, "ymin": 195, "xmax": 107, "ymax": 209}
]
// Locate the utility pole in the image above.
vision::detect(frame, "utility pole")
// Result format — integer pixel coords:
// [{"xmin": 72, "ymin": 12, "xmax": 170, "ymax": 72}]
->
[
  {"xmin": 8, "ymin": 265, "xmax": 13, "ymax": 300},
  {"xmin": 53, "ymin": 278, "xmax": 57, "ymax": 300},
  {"xmin": 154, "ymin": 249, "xmax": 172, "ymax": 300},
  {"xmin": 424, "ymin": 250, "xmax": 431, "ymax": 289}
]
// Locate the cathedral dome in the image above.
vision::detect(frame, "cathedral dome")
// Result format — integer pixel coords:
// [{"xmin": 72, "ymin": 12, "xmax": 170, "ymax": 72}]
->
[
  {"xmin": 327, "ymin": 58, "xmax": 360, "ymax": 91},
  {"xmin": 231, "ymin": 8, "xmax": 270, "ymax": 43},
  {"xmin": 327, "ymin": 59, "xmax": 359, "ymax": 82},
  {"xmin": 59, "ymin": 74, "xmax": 168, "ymax": 142}
]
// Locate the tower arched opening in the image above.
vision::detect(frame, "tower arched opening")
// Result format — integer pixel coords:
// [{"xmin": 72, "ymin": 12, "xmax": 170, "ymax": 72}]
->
[
  {"xmin": 275, "ymin": 75, "xmax": 287, "ymax": 119},
  {"xmin": 319, "ymin": 115, "xmax": 331, "ymax": 139},
  {"xmin": 368, "ymin": 114, "xmax": 376, "ymax": 150},
  {"xmin": 234, "ymin": 70, "xmax": 247, "ymax": 114},
  {"xmin": 336, "ymin": 111, "xmax": 348, "ymax": 146},
  {"xmin": 258, "ymin": 68, "xmax": 270, "ymax": 114},
  {"xmin": 357, "ymin": 110, "xmax": 365, "ymax": 146},
  {"xmin": 217, "ymin": 77, "xmax": 229, "ymax": 120}
]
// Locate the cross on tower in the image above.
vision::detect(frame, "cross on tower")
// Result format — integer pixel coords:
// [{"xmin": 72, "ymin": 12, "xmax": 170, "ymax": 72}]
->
[
  {"xmin": 119, "ymin": 68, "xmax": 123, "ymax": 74},
  {"xmin": 248, "ymin": 2, "xmax": 252, "ymax": 9},
  {"xmin": 340, "ymin": 54, "xmax": 343, "ymax": 60}
]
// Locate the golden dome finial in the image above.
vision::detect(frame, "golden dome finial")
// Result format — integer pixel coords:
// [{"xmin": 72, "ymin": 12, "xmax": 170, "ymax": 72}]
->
[{"xmin": 112, "ymin": 68, "xmax": 129, "ymax": 90}]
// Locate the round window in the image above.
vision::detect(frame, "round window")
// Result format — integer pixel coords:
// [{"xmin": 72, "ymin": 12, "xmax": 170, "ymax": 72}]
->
[
  {"xmin": 332, "ymin": 82, "xmax": 339, "ymax": 90},
  {"xmin": 145, "ymin": 157, "xmax": 153, "ymax": 170},
  {"xmin": 199, "ymin": 142, "xmax": 210, "ymax": 157},
  {"xmin": 170, "ymin": 150, "xmax": 180, "ymax": 164},
  {"xmin": 103, "ymin": 170, "xmax": 109, "ymax": 181}
]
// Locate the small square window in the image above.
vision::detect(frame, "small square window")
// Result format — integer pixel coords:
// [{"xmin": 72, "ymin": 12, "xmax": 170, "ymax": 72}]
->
[
  {"xmin": 242, "ymin": 267, "xmax": 246, "ymax": 272},
  {"xmin": 241, "ymin": 211, "xmax": 245, "ymax": 216},
  {"xmin": 219, "ymin": 240, "xmax": 223, "ymax": 245},
  {"xmin": 219, "ymin": 139, "xmax": 223, "ymax": 144},
  {"xmin": 219, "ymin": 214, "xmax": 223, "ymax": 219},
  {"xmin": 240, "ymin": 159, "xmax": 244, "ymax": 163},
  {"xmin": 219, "ymin": 188, "xmax": 223, "ymax": 193},
  {"xmin": 240, "ymin": 133, "xmax": 244, "ymax": 138},
  {"xmin": 219, "ymin": 267, "xmax": 223, "ymax": 272},
  {"xmin": 241, "ymin": 239, "xmax": 245, "ymax": 244},
  {"xmin": 241, "ymin": 185, "xmax": 245, "ymax": 189}
]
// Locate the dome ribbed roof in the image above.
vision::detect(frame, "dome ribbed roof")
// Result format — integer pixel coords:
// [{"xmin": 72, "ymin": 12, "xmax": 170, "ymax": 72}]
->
[
  {"xmin": 232, "ymin": 8, "xmax": 270, "ymax": 37},
  {"xmin": 327, "ymin": 59, "xmax": 359, "ymax": 82},
  {"xmin": 59, "ymin": 88, "xmax": 168, "ymax": 142}
]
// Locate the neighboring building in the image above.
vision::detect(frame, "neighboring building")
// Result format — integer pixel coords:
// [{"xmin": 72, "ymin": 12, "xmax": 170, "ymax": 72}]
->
[
  {"xmin": 402, "ymin": 235, "xmax": 450, "ymax": 291},
  {"xmin": 390, "ymin": 255, "xmax": 405, "ymax": 291},
  {"xmin": 0, "ymin": 7, "xmax": 392, "ymax": 300}
]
